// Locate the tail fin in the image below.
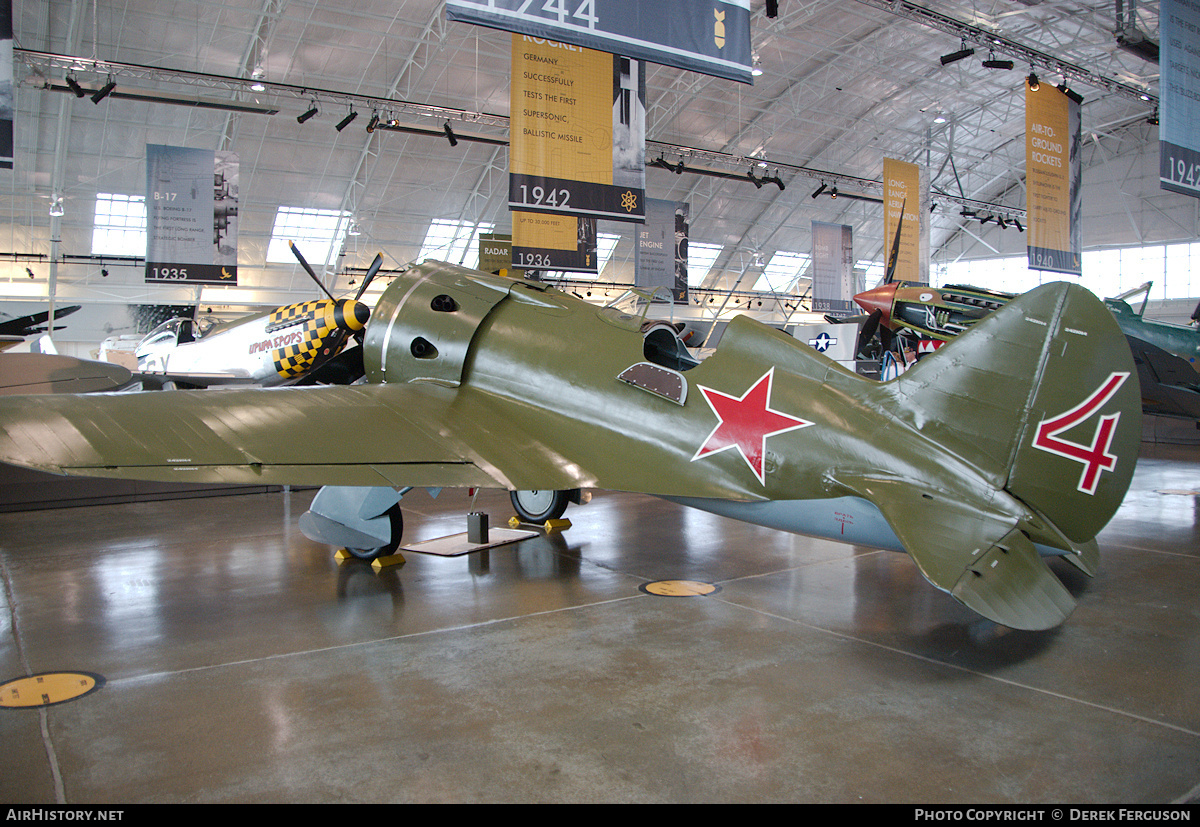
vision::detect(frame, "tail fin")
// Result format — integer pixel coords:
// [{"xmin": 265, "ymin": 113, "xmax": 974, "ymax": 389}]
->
[{"xmin": 888, "ymin": 281, "xmax": 1140, "ymax": 546}]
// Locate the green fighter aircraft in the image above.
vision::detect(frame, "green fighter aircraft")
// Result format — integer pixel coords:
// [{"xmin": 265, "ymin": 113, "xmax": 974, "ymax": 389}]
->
[{"xmin": 0, "ymin": 261, "xmax": 1141, "ymax": 630}]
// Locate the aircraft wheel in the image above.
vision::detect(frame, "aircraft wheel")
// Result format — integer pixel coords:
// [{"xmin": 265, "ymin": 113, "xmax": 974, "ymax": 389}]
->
[
  {"xmin": 510, "ymin": 489, "xmax": 571, "ymax": 523},
  {"xmin": 345, "ymin": 504, "xmax": 404, "ymax": 560}
]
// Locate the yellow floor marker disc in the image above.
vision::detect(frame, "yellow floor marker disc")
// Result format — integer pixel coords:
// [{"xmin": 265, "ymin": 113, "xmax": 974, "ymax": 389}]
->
[
  {"xmin": 640, "ymin": 580, "xmax": 721, "ymax": 597},
  {"xmin": 1, "ymin": 672, "xmax": 104, "ymax": 708}
]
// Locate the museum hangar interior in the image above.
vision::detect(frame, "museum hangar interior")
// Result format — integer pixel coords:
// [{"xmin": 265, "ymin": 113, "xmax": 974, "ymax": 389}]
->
[{"xmin": 2, "ymin": 0, "xmax": 1200, "ymax": 805}]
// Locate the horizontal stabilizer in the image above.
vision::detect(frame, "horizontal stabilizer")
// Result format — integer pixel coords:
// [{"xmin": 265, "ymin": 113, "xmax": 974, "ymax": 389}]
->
[
  {"xmin": 952, "ymin": 529, "xmax": 1075, "ymax": 631},
  {"xmin": 835, "ymin": 473, "xmax": 1077, "ymax": 629}
]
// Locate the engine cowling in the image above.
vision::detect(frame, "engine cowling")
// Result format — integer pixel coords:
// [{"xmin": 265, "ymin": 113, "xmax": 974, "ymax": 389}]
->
[{"xmin": 362, "ymin": 260, "xmax": 511, "ymax": 387}]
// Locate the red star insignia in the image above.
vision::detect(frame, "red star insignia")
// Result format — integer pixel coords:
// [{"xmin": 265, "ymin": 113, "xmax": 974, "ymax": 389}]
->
[{"xmin": 692, "ymin": 368, "xmax": 812, "ymax": 485}]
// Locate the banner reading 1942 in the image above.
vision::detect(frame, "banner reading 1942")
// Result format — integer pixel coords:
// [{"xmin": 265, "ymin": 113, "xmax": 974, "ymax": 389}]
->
[
  {"xmin": 145, "ymin": 144, "xmax": 239, "ymax": 285},
  {"xmin": 448, "ymin": 0, "xmax": 753, "ymax": 84},
  {"xmin": 510, "ymin": 35, "xmax": 645, "ymax": 223},
  {"xmin": 1161, "ymin": 0, "xmax": 1200, "ymax": 199}
]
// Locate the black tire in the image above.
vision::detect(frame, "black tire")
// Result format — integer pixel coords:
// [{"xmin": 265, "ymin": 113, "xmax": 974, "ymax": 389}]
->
[
  {"xmin": 509, "ymin": 489, "xmax": 571, "ymax": 523},
  {"xmin": 345, "ymin": 503, "xmax": 404, "ymax": 560}
]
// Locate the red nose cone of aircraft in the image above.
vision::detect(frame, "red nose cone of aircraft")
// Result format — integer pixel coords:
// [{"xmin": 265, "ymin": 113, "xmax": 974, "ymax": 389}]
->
[{"xmin": 853, "ymin": 283, "xmax": 898, "ymax": 326}]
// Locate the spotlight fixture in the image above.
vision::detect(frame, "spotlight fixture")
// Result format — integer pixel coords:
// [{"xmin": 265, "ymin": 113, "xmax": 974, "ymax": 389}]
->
[
  {"xmin": 982, "ymin": 52, "xmax": 1014, "ymax": 70},
  {"xmin": 766, "ymin": 0, "xmax": 777, "ymax": 17},
  {"xmin": 443, "ymin": 121, "xmax": 458, "ymax": 147},
  {"xmin": 347, "ymin": 219, "xmax": 361, "ymax": 236},
  {"xmin": 811, "ymin": 182, "xmax": 827, "ymax": 198},
  {"xmin": 1014, "ymin": 219, "xmax": 1024, "ymax": 232},
  {"xmin": 64, "ymin": 75, "xmax": 86, "ymax": 97},
  {"xmin": 830, "ymin": 186, "xmax": 839, "ymax": 199},
  {"xmin": 1057, "ymin": 84, "xmax": 1083, "ymax": 104},
  {"xmin": 940, "ymin": 41, "xmax": 975, "ymax": 66},
  {"xmin": 48, "ymin": 196, "xmax": 64, "ymax": 217},
  {"xmin": 366, "ymin": 112, "xmax": 379, "ymax": 133},
  {"xmin": 101, "ymin": 268, "xmax": 109, "ymax": 277},
  {"xmin": 751, "ymin": 53, "xmax": 763, "ymax": 77},
  {"xmin": 26, "ymin": 267, "xmax": 34, "ymax": 279},
  {"xmin": 91, "ymin": 76, "xmax": 116, "ymax": 103},
  {"xmin": 297, "ymin": 104, "xmax": 318, "ymax": 124},
  {"xmin": 1148, "ymin": 108, "xmax": 1159, "ymax": 126},
  {"xmin": 335, "ymin": 110, "xmax": 358, "ymax": 132},
  {"xmin": 1027, "ymin": 72, "xmax": 1040, "ymax": 91},
  {"xmin": 997, "ymin": 216, "xmax": 1008, "ymax": 229},
  {"xmin": 250, "ymin": 66, "xmax": 266, "ymax": 92}
]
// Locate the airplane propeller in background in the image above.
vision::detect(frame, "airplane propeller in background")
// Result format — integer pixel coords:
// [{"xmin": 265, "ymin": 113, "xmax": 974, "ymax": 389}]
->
[{"xmin": 287, "ymin": 241, "xmax": 383, "ymax": 384}]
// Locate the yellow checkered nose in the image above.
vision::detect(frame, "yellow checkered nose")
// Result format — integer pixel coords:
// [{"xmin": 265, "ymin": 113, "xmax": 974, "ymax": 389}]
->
[{"xmin": 334, "ymin": 299, "xmax": 370, "ymax": 332}]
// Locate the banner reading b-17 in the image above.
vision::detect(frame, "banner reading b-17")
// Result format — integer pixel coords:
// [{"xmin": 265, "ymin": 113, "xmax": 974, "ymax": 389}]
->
[{"xmin": 510, "ymin": 35, "xmax": 645, "ymax": 223}]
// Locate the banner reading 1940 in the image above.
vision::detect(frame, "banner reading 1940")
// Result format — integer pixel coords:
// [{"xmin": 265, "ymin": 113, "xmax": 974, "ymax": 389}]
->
[
  {"xmin": 510, "ymin": 34, "xmax": 645, "ymax": 223},
  {"xmin": 145, "ymin": 144, "xmax": 239, "ymax": 285},
  {"xmin": 1025, "ymin": 80, "xmax": 1081, "ymax": 275}
]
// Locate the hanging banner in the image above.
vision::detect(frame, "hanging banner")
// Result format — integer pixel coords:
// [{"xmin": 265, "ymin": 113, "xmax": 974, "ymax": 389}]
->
[
  {"xmin": 1025, "ymin": 81, "xmax": 1081, "ymax": 275},
  {"xmin": 448, "ymin": 0, "xmax": 753, "ymax": 84},
  {"xmin": 636, "ymin": 198, "xmax": 688, "ymax": 302},
  {"xmin": 145, "ymin": 145, "xmax": 239, "ymax": 285},
  {"xmin": 1161, "ymin": 0, "xmax": 1200, "ymax": 199},
  {"xmin": 883, "ymin": 158, "xmax": 928, "ymax": 285},
  {"xmin": 478, "ymin": 233, "xmax": 513, "ymax": 275},
  {"xmin": 0, "ymin": 0, "xmax": 12, "ymax": 170},
  {"xmin": 811, "ymin": 221, "xmax": 856, "ymax": 316},
  {"xmin": 510, "ymin": 35, "xmax": 645, "ymax": 223},
  {"xmin": 512, "ymin": 211, "xmax": 598, "ymax": 273}
]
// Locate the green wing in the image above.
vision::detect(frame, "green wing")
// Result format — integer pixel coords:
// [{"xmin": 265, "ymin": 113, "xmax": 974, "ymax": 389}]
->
[{"xmin": 0, "ymin": 384, "xmax": 505, "ymax": 489}]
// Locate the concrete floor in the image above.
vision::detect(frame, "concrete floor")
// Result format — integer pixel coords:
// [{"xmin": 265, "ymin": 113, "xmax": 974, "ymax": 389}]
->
[{"xmin": 1, "ymin": 447, "xmax": 1199, "ymax": 804}]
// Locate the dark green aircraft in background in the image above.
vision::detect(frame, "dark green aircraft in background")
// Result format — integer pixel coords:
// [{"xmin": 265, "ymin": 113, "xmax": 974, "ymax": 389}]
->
[
  {"xmin": 0, "ymin": 261, "xmax": 1142, "ymax": 630},
  {"xmin": 855, "ymin": 279, "xmax": 1200, "ymax": 421}
]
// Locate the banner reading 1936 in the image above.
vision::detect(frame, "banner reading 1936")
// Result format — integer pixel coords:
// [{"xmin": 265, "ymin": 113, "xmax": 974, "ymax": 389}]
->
[
  {"xmin": 1025, "ymin": 80, "xmax": 1081, "ymax": 275},
  {"xmin": 510, "ymin": 35, "xmax": 645, "ymax": 223},
  {"xmin": 448, "ymin": 0, "xmax": 753, "ymax": 84},
  {"xmin": 145, "ymin": 144, "xmax": 239, "ymax": 285},
  {"xmin": 512, "ymin": 211, "xmax": 598, "ymax": 273}
]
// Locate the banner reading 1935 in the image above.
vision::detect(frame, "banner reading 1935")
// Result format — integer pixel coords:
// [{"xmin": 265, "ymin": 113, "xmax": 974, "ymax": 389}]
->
[
  {"xmin": 145, "ymin": 144, "xmax": 239, "ymax": 285},
  {"xmin": 448, "ymin": 0, "xmax": 753, "ymax": 84},
  {"xmin": 510, "ymin": 35, "xmax": 645, "ymax": 223}
]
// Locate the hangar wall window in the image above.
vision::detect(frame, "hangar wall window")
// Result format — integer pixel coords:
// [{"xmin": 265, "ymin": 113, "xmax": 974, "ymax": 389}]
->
[
  {"xmin": 418, "ymin": 219, "xmax": 496, "ymax": 270},
  {"xmin": 935, "ymin": 242, "xmax": 1200, "ymax": 302},
  {"xmin": 753, "ymin": 251, "xmax": 810, "ymax": 293},
  {"xmin": 266, "ymin": 206, "xmax": 352, "ymax": 265},
  {"xmin": 92, "ymin": 193, "xmax": 147, "ymax": 256},
  {"xmin": 687, "ymin": 243, "xmax": 723, "ymax": 286}
]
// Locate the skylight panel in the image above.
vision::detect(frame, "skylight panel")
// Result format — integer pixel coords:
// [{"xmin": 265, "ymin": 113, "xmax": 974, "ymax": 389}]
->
[
  {"xmin": 266, "ymin": 206, "xmax": 352, "ymax": 265},
  {"xmin": 418, "ymin": 218, "xmax": 496, "ymax": 269},
  {"xmin": 753, "ymin": 251, "xmax": 809, "ymax": 293},
  {"xmin": 92, "ymin": 193, "xmax": 147, "ymax": 256}
]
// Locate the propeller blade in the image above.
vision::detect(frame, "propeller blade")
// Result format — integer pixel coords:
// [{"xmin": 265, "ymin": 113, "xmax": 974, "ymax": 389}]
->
[
  {"xmin": 880, "ymin": 325, "xmax": 894, "ymax": 353},
  {"xmin": 289, "ymin": 241, "xmax": 335, "ymax": 301},
  {"xmin": 354, "ymin": 253, "xmax": 384, "ymax": 302},
  {"xmin": 856, "ymin": 309, "xmax": 882, "ymax": 355},
  {"xmin": 884, "ymin": 198, "xmax": 905, "ymax": 284}
]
